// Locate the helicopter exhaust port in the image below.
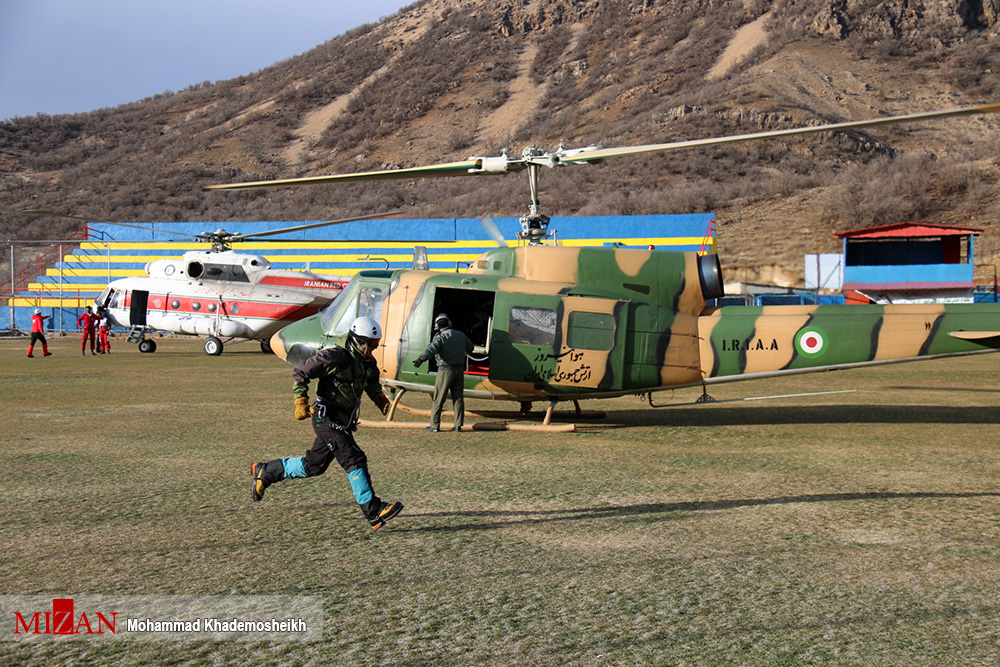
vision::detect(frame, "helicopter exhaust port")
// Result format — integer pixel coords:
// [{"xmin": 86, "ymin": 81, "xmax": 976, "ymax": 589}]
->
[
  {"xmin": 186, "ymin": 260, "xmax": 204, "ymax": 279},
  {"xmin": 697, "ymin": 253, "xmax": 724, "ymax": 300}
]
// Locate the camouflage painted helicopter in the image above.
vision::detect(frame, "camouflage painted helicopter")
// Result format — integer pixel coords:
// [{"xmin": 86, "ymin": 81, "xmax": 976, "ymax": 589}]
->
[{"xmin": 206, "ymin": 104, "xmax": 1000, "ymax": 429}]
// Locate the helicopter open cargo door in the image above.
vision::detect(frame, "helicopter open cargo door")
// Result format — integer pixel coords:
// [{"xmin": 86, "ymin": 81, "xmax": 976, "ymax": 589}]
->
[
  {"xmin": 428, "ymin": 286, "xmax": 496, "ymax": 376},
  {"xmin": 490, "ymin": 292, "xmax": 626, "ymax": 394},
  {"xmin": 129, "ymin": 290, "xmax": 149, "ymax": 326}
]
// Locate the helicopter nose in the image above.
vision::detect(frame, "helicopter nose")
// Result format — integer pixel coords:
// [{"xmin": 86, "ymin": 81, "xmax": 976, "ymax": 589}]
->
[{"xmin": 269, "ymin": 330, "xmax": 288, "ymax": 361}]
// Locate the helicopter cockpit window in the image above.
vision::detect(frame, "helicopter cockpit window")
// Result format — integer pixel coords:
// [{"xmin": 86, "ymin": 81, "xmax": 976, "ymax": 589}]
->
[
  {"xmin": 509, "ymin": 306, "xmax": 556, "ymax": 346},
  {"xmin": 321, "ymin": 283, "xmax": 356, "ymax": 331},
  {"xmin": 322, "ymin": 283, "xmax": 387, "ymax": 336},
  {"xmin": 357, "ymin": 286, "xmax": 385, "ymax": 322},
  {"xmin": 96, "ymin": 286, "xmax": 115, "ymax": 309}
]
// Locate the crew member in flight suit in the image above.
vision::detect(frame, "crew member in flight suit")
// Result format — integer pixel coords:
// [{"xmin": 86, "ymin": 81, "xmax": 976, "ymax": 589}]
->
[
  {"xmin": 414, "ymin": 313, "xmax": 474, "ymax": 432},
  {"xmin": 250, "ymin": 316, "xmax": 403, "ymax": 531}
]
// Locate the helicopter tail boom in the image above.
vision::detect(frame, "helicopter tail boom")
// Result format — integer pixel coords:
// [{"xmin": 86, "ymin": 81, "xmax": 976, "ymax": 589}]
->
[{"xmin": 698, "ymin": 302, "xmax": 1000, "ymax": 381}]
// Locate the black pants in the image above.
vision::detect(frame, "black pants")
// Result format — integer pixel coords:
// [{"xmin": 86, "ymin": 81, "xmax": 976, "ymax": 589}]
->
[
  {"xmin": 258, "ymin": 417, "xmax": 382, "ymax": 516},
  {"xmin": 302, "ymin": 418, "xmax": 368, "ymax": 477},
  {"xmin": 302, "ymin": 418, "xmax": 383, "ymax": 518}
]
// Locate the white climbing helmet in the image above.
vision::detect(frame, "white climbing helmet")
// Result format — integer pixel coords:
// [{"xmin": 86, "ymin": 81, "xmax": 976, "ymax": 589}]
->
[{"xmin": 350, "ymin": 316, "xmax": 382, "ymax": 341}]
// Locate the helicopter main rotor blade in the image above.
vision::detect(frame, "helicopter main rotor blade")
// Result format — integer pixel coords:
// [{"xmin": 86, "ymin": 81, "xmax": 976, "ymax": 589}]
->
[
  {"xmin": 228, "ymin": 210, "xmax": 403, "ymax": 241},
  {"xmin": 203, "ymin": 160, "xmax": 497, "ymax": 191},
  {"xmin": 202, "ymin": 103, "xmax": 1000, "ymax": 193},
  {"xmin": 23, "ymin": 210, "xmax": 207, "ymax": 240},
  {"xmin": 556, "ymin": 103, "xmax": 1000, "ymax": 164}
]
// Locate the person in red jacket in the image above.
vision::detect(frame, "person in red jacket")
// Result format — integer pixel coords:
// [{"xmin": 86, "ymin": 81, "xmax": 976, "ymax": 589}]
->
[
  {"xmin": 97, "ymin": 308, "xmax": 111, "ymax": 354},
  {"xmin": 27, "ymin": 308, "xmax": 53, "ymax": 358},
  {"xmin": 77, "ymin": 306, "xmax": 99, "ymax": 356}
]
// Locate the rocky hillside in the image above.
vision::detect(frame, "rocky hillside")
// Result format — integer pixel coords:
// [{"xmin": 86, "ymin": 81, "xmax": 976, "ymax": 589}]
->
[{"xmin": 2, "ymin": 0, "xmax": 999, "ymax": 283}]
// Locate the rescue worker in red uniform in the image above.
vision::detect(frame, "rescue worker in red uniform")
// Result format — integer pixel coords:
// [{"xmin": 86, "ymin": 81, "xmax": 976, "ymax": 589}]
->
[
  {"xmin": 97, "ymin": 309, "xmax": 111, "ymax": 354},
  {"xmin": 77, "ymin": 306, "xmax": 99, "ymax": 356},
  {"xmin": 27, "ymin": 308, "xmax": 53, "ymax": 358}
]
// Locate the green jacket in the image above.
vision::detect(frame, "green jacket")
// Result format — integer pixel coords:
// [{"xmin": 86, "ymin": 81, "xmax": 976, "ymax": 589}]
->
[
  {"xmin": 416, "ymin": 327, "xmax": 474, "ymax": 370},
  {"xmin": 292, "ymin": 334, "xmax": 387, "ymax": 427}
]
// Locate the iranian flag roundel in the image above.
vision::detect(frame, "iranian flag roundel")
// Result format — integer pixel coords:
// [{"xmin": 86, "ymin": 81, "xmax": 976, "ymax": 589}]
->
[{"xmin": 795, "ymin": 327, "xmax": 827, "ymax": 357}]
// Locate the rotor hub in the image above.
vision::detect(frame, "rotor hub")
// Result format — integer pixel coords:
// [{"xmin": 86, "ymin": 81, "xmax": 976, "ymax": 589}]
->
[{"xmin": 516, "ymin": 210, "xmax": 551, "ymax": 245}]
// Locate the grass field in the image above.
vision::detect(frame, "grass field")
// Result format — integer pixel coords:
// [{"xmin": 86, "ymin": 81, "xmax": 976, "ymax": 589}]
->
[{"xmin": 2, "ymin": 335, "xmax": 1000, "ymax": 666}]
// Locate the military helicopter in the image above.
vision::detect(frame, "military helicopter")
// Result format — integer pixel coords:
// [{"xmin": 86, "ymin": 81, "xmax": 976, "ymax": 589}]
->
[
  {"xmin": 31, "ymin": 211, "xmax": 392, "ymax": 355},
  {"xmin": 206, "ymin": 103, "xmax": 1000, "ymax": 426}
]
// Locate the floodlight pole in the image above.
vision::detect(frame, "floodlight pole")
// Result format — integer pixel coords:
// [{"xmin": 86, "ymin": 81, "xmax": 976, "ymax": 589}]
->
[
  {"xmin": 8, "ymin": 243, "xmax": 13, "ymax": 332},
  {"xmin": 59, "ymin": 244, "xmax": 64, "ymax": 333}
]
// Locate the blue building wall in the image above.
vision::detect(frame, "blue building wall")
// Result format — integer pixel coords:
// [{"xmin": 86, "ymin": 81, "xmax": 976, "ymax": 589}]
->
[
  {"xmin": 842, "ymin": 263, "xmax": 974, "ymax": 289},
  {"xmin": 84, "ymin": 215, "xmax": 713, "ymax": 245}
]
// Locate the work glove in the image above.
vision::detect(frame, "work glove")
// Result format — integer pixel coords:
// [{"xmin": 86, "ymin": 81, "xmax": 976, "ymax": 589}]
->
[
  {"xmin": 413, "ymin": 357, "xmax": 424, "ymax": 367},
  {"xmin": 374, "ymin": 394, "xmax": 391, "ymax": 416},
  {"xmin": 294, "ymin": 396, "xmax": 311, "ymax": 421}
]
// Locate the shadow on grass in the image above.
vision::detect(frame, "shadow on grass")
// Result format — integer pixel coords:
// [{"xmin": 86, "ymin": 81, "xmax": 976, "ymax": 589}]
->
[
  {"xmin": 886, "ymin": 385, "xmax": 1000, "ymax": 394},
  {"xmin": 402, "ymin": 491, "xmax": 1000, "ymax": 533},
  {"xmin": 605, "ymin": 404, "xmax": 1000, "ymax": 428}
]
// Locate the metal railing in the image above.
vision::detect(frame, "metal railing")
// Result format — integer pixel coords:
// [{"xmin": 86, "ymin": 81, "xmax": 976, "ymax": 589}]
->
[
  {"xmin": 2, "ymin": 225, "xmax": 90, "ymax": 294},
  {"xmin": 3, "ymin": 225, "xmax": 94, "ymax": 333}
]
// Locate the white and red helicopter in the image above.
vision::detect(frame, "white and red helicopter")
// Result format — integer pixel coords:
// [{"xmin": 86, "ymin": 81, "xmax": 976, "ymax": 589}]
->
[
  {"xmin": 32, "ymin": 212, "xmax": 394, "ymax": 355},
  {"xmin": 94, "ymin": 248, "xmax": 349, "ymax": 356}
]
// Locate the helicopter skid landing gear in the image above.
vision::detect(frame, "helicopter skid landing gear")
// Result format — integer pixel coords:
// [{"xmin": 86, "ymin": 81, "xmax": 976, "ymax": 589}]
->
[{"xmin": 361, "ymin": 389, "xmax": 607, "ymax": 432}]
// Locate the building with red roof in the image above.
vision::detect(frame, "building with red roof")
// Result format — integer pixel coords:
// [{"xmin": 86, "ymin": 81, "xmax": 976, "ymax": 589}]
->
[{"xmin": 834, "ymin": 222, "xmax": 984, "ymax": 304}]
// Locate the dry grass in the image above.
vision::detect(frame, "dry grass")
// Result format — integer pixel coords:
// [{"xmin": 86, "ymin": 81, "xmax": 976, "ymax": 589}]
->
[{"xmin": 2, "ymin": 336, "xmax": 1000, "ymax": 665}]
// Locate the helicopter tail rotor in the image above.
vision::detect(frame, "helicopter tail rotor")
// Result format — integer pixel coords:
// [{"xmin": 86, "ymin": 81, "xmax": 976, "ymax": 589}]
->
[{"xmin": 479, "ymin": 217, "xmax": 510, "ymax": 247}]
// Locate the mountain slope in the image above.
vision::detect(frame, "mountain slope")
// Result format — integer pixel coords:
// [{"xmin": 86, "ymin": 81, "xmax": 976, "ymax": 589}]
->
[{"xmin": 2, "ymin": 0, "xmax": 999, "ymax": 282}]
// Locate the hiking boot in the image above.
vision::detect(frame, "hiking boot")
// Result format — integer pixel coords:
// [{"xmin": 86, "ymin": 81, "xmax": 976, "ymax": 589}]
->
[
  {"xmin": 368, "ymin": 501, "xmax": 403, "ymax": 531},
  {"xmin": 250, "ymin": 461, "xmax": 269, "ymax": 502},
  {"xmin": 27, "ymin": 354, "xmax": 34, "ymax": 358}
]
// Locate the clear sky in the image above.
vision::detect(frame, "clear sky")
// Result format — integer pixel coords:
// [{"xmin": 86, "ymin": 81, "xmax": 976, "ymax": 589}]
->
[{"xmin": 0, "ymin": 0, "xmax": 416, "ymax": 122}]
